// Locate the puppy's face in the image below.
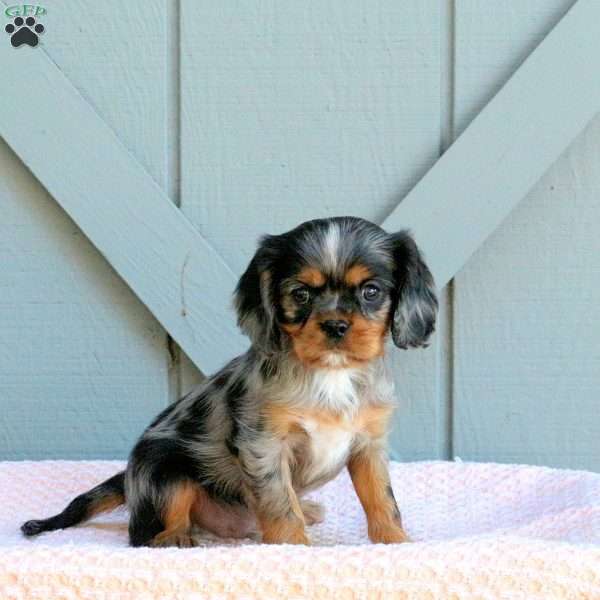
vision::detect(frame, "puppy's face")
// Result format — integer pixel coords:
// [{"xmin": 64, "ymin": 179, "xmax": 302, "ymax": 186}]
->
[
  {"xmin": 277, "ymin": 256, "xmax": 393, "ymax": 368},
  {"xmin": 235, "ymin": 217, "xmax": 438, "ymax": 368}
]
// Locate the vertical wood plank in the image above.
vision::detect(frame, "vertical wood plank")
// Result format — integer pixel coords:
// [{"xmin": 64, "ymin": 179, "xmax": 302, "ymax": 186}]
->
[
  {"xmin": 0, "ymin": 1, "xmax": 170, "ymax": 458},
  {"xmin": 380, "ymin": 0, "xmax": 600, "ymax": 291},
  {"xmin": 165, "ymin": 0, "xmax": 206, "ymax": 397},
  {"xmin": 453, "ymin": 0, "xmax": 600, "ymax": 471},
  {"xmin": 180, "ymin": 0, "xmax": 444, "ymax": 459}
]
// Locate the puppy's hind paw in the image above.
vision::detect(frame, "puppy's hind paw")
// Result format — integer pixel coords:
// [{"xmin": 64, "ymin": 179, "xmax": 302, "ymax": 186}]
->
[{"xmin": 151, "ymin": 530, "xmax": 198, "ymax": 548}]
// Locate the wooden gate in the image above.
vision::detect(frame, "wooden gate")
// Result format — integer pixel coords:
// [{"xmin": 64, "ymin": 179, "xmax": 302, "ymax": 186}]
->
[{"xmin": 1, "ymin": 0, "xmax": 599, "ymax": 468}]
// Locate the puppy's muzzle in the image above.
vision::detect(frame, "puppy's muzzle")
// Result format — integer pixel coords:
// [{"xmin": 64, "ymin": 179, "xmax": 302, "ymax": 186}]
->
[{"xmin": 319, "ymin": 319, "xmax": 351, "ymax": 341}]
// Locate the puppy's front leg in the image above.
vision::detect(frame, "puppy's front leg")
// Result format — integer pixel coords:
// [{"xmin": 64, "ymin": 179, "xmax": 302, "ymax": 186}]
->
[
  {"xmin": 348, "ymin": 443, "xmax": 409, "ymax": 544},
  {"xmin": 242, "ymin": 444, "xmax": 308, "ymax": 545}
]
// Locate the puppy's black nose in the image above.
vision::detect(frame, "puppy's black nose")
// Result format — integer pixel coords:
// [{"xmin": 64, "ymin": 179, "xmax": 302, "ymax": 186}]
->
[{"xmin": 320, "ymin": 319, "xmax": 351, "ymax": 340}]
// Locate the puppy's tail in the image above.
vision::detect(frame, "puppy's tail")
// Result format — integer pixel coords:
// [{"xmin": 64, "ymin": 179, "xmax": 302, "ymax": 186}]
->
[{"xmin": 21, "ymin": 471, "xmax": 125, "ymax": 537}]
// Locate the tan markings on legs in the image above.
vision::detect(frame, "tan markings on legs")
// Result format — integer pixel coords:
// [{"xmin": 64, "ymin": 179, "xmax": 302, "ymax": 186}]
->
[
  {"xmin": 348, "ymin": 447, "xmax": 409, "ymax": 544},
  {"xmin": 256, "ymin": 468, "xmax": 308, "ymax": 545},
  {"xmin": 259, "ymin": 512, "xmax": 308, "ymax": 544},
  {"xmin": 255, "ymin": 403, "xmax": 395, "ymax": 542},
  {"xmin": 151, "ymin": 481, "xmax": 198, "ymax": 548}
]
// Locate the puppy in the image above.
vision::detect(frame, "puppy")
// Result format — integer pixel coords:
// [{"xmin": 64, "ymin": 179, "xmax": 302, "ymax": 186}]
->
[{"xmin": 21, "ymin": 217, "xmax": 437, "ymax": 547}]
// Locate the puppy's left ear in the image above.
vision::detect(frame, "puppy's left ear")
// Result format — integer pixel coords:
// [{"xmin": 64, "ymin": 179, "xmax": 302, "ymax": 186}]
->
[
  {"xmin": 390, "ymin": 231, "xmax": 438, "ymax": 349},
  {"xmin": 234, "ymin": 235, "xmax": 281, "ymax": 353}
]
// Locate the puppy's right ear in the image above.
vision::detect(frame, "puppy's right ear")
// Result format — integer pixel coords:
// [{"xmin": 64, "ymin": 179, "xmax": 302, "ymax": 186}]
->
[{"xmin": 234, "ymin": 235, "xmax": 281, "ymax": 353}]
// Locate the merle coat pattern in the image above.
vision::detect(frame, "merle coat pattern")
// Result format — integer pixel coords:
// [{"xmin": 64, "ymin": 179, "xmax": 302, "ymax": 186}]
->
[{"xmin": 22, "ymin": 217, "xmax": 437, "ymax": 547}]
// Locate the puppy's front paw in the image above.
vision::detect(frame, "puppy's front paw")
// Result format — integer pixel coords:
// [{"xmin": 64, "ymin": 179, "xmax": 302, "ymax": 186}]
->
[
  {"xmin": 260, "ymin": 517, "xmax": 310, "ymax": 545},
  {"xmin": 368, "ymin": 523, "xmax": 411, "ymax": 544},
  {"xmin": 262, "ymin": 525, "xmax": 310, "ymax": 545},
  {"xmin": 262, "ymin": 529, "xmax": 310, "ymax": 545},
  {"xmin": 284, "ymin": 529, "xmax": 310, "ymax": 545}
]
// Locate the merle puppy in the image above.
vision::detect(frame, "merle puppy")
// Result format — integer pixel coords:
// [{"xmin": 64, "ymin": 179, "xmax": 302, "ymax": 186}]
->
[{"xmin": 22, "ymin": 217, "xmax": 437, "ymax": 547}]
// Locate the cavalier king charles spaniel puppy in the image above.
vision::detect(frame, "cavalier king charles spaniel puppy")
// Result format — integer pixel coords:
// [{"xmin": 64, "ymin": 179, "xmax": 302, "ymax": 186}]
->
[{"xmin": 22, "ymin": 216, "xmax": 437, "ymax": 547}]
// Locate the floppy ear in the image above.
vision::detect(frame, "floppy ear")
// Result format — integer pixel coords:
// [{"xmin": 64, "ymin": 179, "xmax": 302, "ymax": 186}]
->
[
  {"xmin": 390, "ymin": 231, "xmax": 438, "ymax": 349},
  {"xmin": 233, "ymin": 236, "xmax": 281, "ymax": 353}
]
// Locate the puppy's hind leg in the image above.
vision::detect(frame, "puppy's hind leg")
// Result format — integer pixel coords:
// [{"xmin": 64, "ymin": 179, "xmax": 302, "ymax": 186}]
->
[
  {"xmin": 129, "ymin": 480, "xmax": 199, "ymax": 548},
  {"xmin": 151, "ymin": 481, "xmax": 198, "ymax": 548}
]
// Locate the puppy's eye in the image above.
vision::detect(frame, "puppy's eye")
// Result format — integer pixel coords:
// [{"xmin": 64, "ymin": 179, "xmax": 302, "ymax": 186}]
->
[
  {"xmin": 292, "ymin": 287, "xmax": 311, "ymax": 305},
  {"xmin": 362, "ymin": 283, "xmax": 381, "ymax": 302}
]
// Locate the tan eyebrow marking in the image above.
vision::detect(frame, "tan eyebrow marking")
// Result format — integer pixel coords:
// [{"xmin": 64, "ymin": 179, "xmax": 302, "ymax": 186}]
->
[
  {"xmin": 345, "ymin": 264, "xmax": 373, "ymax": 287},
  {"xmin": 296, "ymin": 266, "xmax": 326, "ymax": 287}
]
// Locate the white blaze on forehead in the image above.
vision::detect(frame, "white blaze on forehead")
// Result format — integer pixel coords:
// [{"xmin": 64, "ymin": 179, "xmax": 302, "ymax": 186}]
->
[{"xmin": 322, "ymin": 222, "xmax": 341, "ymax": 271}]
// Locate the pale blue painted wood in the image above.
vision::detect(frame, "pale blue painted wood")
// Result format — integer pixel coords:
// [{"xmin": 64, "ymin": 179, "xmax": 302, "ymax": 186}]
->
[
  {"xmin": 180, "ymin": 1, "xmax": 442, "ymax": 276},
  {"xmin": 452, "ymin": 1, "xmax": 577, "ymax": 138},
  {"xmin": 0, "ymin": 5, "xmax": 249, "ymax": 379},
  {"xmin": 180, "ymin": 0, "xmax": 445, "ymax": 460},
  {"xmin": 383, "ymin": 0, "xmax": 600, "ymax": 289},
  {"xmin": 453, "ymin": 1, "xmax": 600, "ymax": 472},
  {"xmin": 0, "ymin": 1, "xmax": 171, "ymax": 459},
  {"xmin": 0, "ymin": 0, "xmax": 598, "ymax": 471}
]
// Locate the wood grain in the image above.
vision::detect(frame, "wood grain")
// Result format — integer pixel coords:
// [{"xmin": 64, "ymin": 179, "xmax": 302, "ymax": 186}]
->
[
  {"xmin": 180, "ymin": 0, "xmax": 444, "ymax": 460},
  {"xmin": 382, "ymin": 0, "xmax": 600, "ymax": 289},
  {"xmin": 1, "ymin": 0, "xmax": 599, "ymax": 470},
  {"xmin": 453, "ymin": 0, "xmax": 600, "ymax": 471},
  {"xmin": 0, "ymin": 0, "xmax": 170, "ymax": 458},
  {"xmin": 0, "ymin": 2, "xmax": 249, "ymax": 382}
]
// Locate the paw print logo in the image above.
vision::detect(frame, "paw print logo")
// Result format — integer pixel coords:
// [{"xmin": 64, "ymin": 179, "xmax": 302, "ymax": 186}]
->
[{"xmin": 5, "ymin": 16, "xmax": 44, "ymax": 47}]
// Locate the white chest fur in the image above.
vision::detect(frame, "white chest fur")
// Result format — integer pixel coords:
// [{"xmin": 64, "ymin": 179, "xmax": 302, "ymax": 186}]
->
[
  {"xmin": 279, "ymin": 363, "xmax": 391, "ymax": 488},
  {"xmin": 299, "ymin": 418, "xmax": 354, "ymax": 485},
  {"xmin": 308, "ymin": 368, "xmax": 362, "ymax": 413}
]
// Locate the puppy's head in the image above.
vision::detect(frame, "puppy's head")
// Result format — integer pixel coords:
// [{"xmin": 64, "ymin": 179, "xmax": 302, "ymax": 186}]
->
[{"xmin": 234, "ymin": 217, "xmax": 437, "ymax": 368}]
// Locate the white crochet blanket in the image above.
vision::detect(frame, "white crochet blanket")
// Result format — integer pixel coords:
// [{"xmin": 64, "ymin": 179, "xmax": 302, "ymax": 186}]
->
[{"xmin": 1, "ymin": 460, "xmax": 599, "ymax": 599}]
